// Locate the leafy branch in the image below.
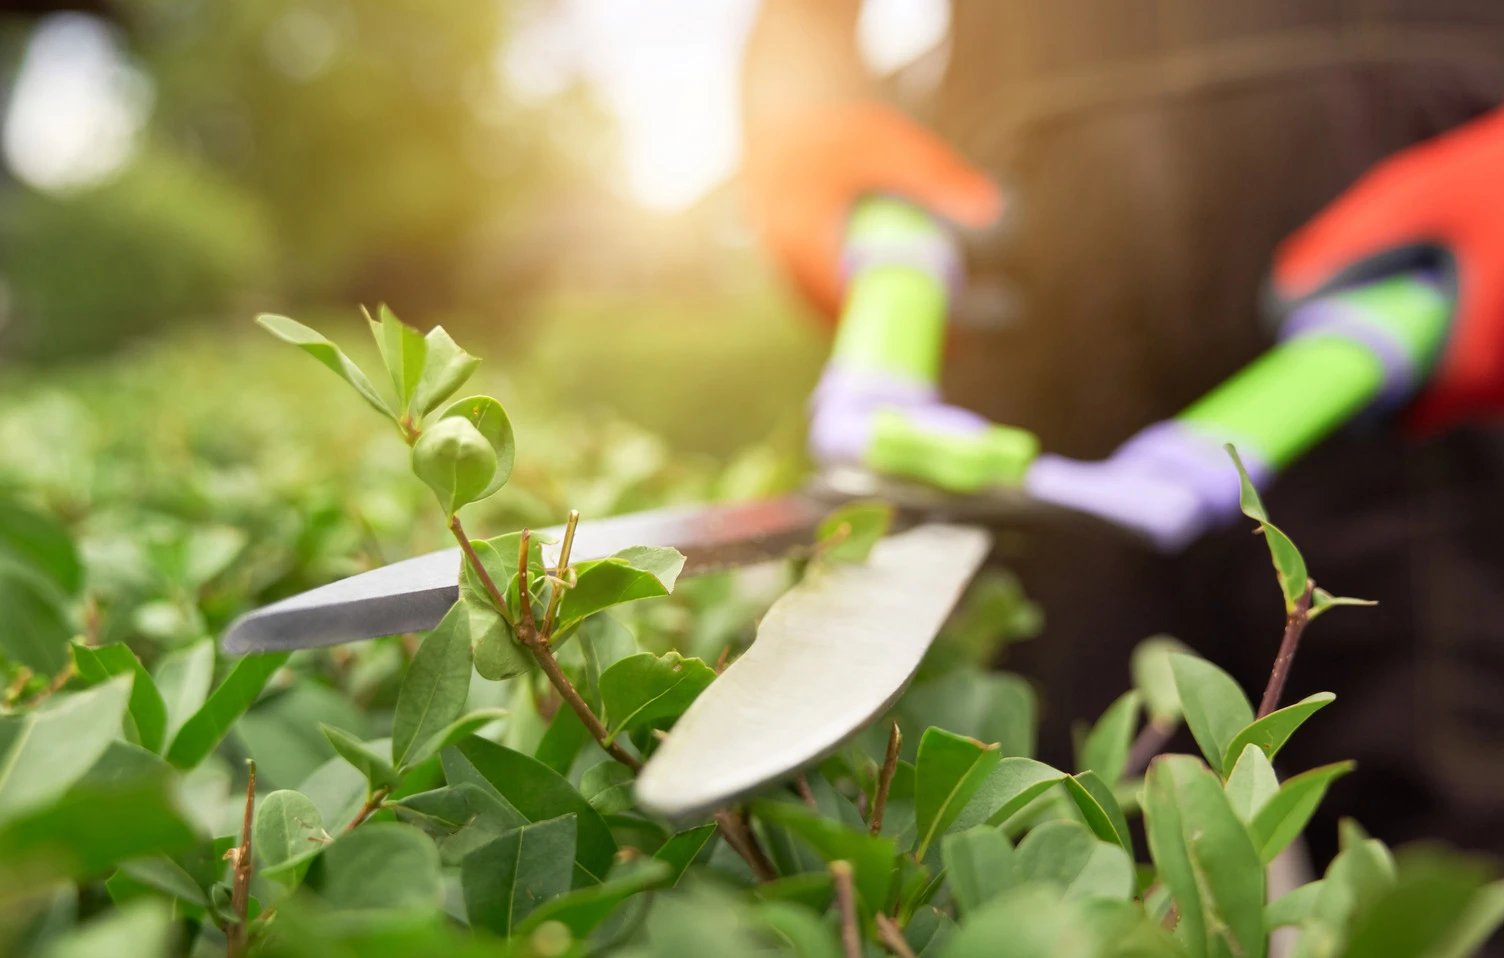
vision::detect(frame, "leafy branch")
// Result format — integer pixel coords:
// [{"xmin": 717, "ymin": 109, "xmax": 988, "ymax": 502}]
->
[{"xmin": 261, "ymin": 308, "xmax": 777, "ymax": 882}]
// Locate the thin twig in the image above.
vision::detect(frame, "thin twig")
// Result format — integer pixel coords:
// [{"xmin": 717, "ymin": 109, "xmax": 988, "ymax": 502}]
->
[
  {"xmin": 875, "ymin": 913, "xmax": 917, "ymax": 958},
  {"xmin": 19, "ymin": 662, "xmax": 74, "ymax": 710},
  {"xmin": 450, "ymin": 515, "xmax": 777, "ymax": 880},
  {"xmin": 450, "ymin": 518, "xmax": 642, "ymax": 772},
  {"xmin": 832, "ymin": 861, "xmax": 861, "ymax": 958},
  {"xmin": 1124, "ymin": 718, "xmax": 1176, "ymax": 779},
  {"xmin": 714, "ymin": 808, "xmax": 776, "ymax": 882},
  {"xmin": 870, "ymin": 722, "xmax": 902, "ymax": 835},
  {"xmin": 227, "ymin": 760, "xmax": 256, "ymax": 958},
  {"xmin": 542, "ymin": 510, "xmax": 579, "ymax": 637},
  {"xmin": 345, "ymin": 785, "xmax": 392, "ymax": 832},
  {"xmin": 4, "ymin": 667, "xmax": 32, "ymax": 707},
  {"xmin": 795, "ymin": 774, "xmax": 818, "ymax": 810},
  {"xmin": 1258, "ymin": 580, "xmax": 1316, "ymax": 719}
]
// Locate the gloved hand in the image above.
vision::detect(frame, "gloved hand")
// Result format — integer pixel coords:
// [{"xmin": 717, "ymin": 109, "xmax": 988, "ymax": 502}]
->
[
  {"xmin": 810, "ymin": 363, "xmax": 1039, "ymax": 493},
  {"xmin": 1025, "ymin": 422, "xmax": 1271, "ymax": 552},
  {"xmin": 1023, "ymin": 271, "xmax": 1454, "ymax": 553},
  {"xmin": 1273, "ymin": 105, "xmax": 1504, "ymax": 432},
  {"xmin": 804, "ymin": 196, "xmax": 1037, "ymax": 493},
  {"xmin": 743, "ymin": 100, "xmax": 1002, "ymax": 317}
]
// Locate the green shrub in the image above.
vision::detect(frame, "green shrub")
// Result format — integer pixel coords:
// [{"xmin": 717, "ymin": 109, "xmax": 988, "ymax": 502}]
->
[{"xmin": 0, "ymin": 311, "xmax": 1498, "ymax": 958}]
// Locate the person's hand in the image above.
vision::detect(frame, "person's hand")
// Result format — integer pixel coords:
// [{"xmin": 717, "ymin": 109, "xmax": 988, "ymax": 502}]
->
[
  {"xmin": 801, "ymin": 194, "xmax": 1035, "ymax": 494},
  {"xmin": 1023, "ymin": 423, "xmax": 1266, "ymax": 552},
  {"xmin": 1274, "ymin": 106, "xmax": 1504, "ymax": 432},
  {"xmin": 810, "ymin": 363, "xmax": 1037, "ymax": 493},
  {"xmin": 743, "ymin": 100, "xmax": 1001, "ymax": 317}
]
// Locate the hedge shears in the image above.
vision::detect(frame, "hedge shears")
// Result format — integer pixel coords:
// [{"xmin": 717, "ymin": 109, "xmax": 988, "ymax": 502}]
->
[{"xmin": 226, "ymin": 198, "xmax": 1453, "ymax": 820}]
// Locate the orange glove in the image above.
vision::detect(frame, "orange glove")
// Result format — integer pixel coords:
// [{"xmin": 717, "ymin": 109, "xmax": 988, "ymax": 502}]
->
[
  {"xmin": 1273, "ymin": 106, "xmax": 1504, "ymax": 432},
  {"xmin": 743, "ymin": 100, "xmax": 1002, "ymax": 318}
]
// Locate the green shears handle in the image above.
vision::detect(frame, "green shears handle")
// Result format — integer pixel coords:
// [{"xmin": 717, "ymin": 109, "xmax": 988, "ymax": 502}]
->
[{"xmin": 821, "ymin": 196, "xmax": 1454, "ymax": 497}]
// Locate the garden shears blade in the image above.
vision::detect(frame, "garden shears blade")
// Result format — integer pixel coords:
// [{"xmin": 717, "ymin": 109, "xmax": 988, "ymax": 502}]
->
[
  {"xmin": 634, "ymin": 522, "xmax": 992, "ymax": 821},
  {"xmin": 221, "ymin": 469, "xmax": 1090, "ymax": 655},
  {"xmin": 222, "ymin": 495, "xmax": 830, "ymax": 654}
]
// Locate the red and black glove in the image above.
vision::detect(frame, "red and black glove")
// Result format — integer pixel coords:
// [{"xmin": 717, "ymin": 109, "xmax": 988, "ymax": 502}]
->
[
  {"xmin": 1273, "ymin": 106, "xmax": 1504, "ymax": 432},
  {"xmin": 742, "ymin": 100, "xmax": 1002, "ymax": 318}
]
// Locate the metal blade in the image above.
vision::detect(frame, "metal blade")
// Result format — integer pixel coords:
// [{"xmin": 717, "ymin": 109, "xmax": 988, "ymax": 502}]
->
[
  {"xmin": 634, "ymin": 522, "xmax": 992, "ymax": 821},
  {"xmin": 222, "ymin": 495, "xmax": 828, "ymax": 654}
]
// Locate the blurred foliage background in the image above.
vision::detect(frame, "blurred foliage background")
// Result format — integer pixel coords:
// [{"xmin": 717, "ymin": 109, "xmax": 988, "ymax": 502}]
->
[
  {"xmin": 0, "ymin": 0, "xmax": 824, "ymax": 388},
  {"xmin": 0, "ymin": 0, "xmax": 830, "ymax": 697}
]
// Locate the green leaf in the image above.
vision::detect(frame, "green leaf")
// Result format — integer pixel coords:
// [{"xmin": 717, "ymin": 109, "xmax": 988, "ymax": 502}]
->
[
  {"xmin": 516, "ymin": 856, "xmax": 672, "ymax": 938},
  {"xmin": 753, "ymin": 872, "xmax": 835, "ymax": 912},
  {"xmin": 460, "ymin": 531, "xmax": 550, "ymax": 623},
  {"xmin": 1297, "ymin": 821, "xmax": 1397, "ymax": 954},
  {"xmin": 581, "ymin": 762, "xmax": 635, "ymax": 815},
  {"xmin": 1266, "ymin": 880, "xmax": 1323, "ymax": 928},
  {"xmin": 905, "ymin": 905, "xmax": 956, "ymax": 956},
  {"xmin": 914, "ymin": 728, "xmax": 1003, "ymax": 858},
  {"xmin": 254, "ymin": 789, "xmax": 326, "ymax": 886},
  {"xmin": 1227, "ymin": 444, "xmax": 1308, "ymax": 612},
  {"xmin": 392, "ymin": 603, "xmax": 473, "ymax": 769},
  {"xmin": 1221, "ymin": 692, "xmax": 1334, "ymax": 772},
  {"xmin": 256, "ymin": 313, "xmax": 394, "ymax": 419},
  {"xmin": 42, "ymin": 899, "xmax": 173, "ymax": 958},
  {"xmin": 411, "ymin": 325, "xmax": 480, "ymax": 418},
  {"xmin": 1224, "ymin": 743, "xmax": 1279, "ymax": 823},
  {"xmin": 1131, "ymin": 635, "xmax": 1191, "ymax": 729},
  {"xmin": 393, "ymin": 783, "xmax": 527, "ymax": 865},
  {"xmin": 1063, "ymin": 771, "xmax": 1133, "ymax": 857},
  {"xmin": 116, "ymin": 854, "xmax": 208, "ymax": 906},
  {"xmin": 1077, "ymin": 691, "xmax": 1141, "ymax": 786},
  {"xmin": 320, "ymin": 724, "xmax": 398, "ymax": 791},
  {"xmin": 444, "ymin": 736, "xmax": 617, "ymax": 885},
  {"xmin": 558, "ymin": 547, "xmax": 687, "ymax": 634},
  {"xmin": 654, "ymin": 823, "xmax": 717, "ymax": 886},
  {"xmin": 535, "ymin": 702, "xmax": 589, "ymax": 775},
  {"xmin": 579, "ymin": 612, "xmax": 638, "ymax": 712},
  {"xmin": 940, "ymin": 885, "xmax": 1074, "ymax": 958},
  {"xmin": 815, "ymin": 500, "xmax": 893, "ymax": 563},
  {"xmin": 368, "ymin": 304, "xmax": 428, "ymax": 416},
  {"xmin": 0, "ymin": 772, "xmax": 196, "ymax": 894},
  {"xmin": 165, "ymin": 652, "xmax": 288, "ymax": 769},
  {"xmin": 901, "ymin": 669, "xmax": 1037, "ymax": 760},
  {"xmin": 751, "ymin": 800, "xmax": 897, "ymax": 911},
  {"xmin": 598, "ymin": 651, "xmax": 714, "ymax": 744},
  {"xmin": 183, "ymin": 525, "xmax": 247, "ymax": 590},
  {"xmin": 941, "ymin": 826, "xmax": 1016, "ymax": 915},
  {"xmin": 0, "ymin": 497, "xmax": 80, "ymax": 595},
  {"xmin": 1433, "ymin": 879, "xmax": 1504, "ymax": 958},
  {"xmin": 462, "ymin": 814, "xmax": 577, "ymax": 935},
  {"xmin": 411, "ymin": 417, "xmax": 496, "ymax": 517},
  {"xmin": 0, "ymin": 675, "xmax": 133, "ymax": 824},
  {"xmin": 1249, "ymin": 761, "xmax": 1354, "ymax": 864},
  {"xmin": 1143, "ymin": 754, "xmax": 1265, "ymax": 958},
  {"xmin": 951, "ymin": 757, "xmax": 1067, "ymax": 832},
  {"xmin": 753, "ymin": 899, "xmax": 844, "ymax": 958},
  {"xmin": 470, "ymin": 603, "xmax": 533, "ymax": 681},
  {"xmin": 438, "ymin": 395, "xmax": 515, "ymax": 498},
  {"xmin": 71, "ymin": 643, "xmax": 168, "ymax": 755},
  {"xmin": 1015, "ymin": 820, "xmax": 1135, "ymax": 901},
  {"xmin": 319, "ymin": 822, "xmax": 442, "ymax": 912},
  {"xmin": 1309, "ymin": 588, "xmax": 1376, "ymax": 621},
  {"xmin": 1170, "ymin": 653, "xmax": 1254, "ymax": 778},
  {"xmin": 0, "ymin": 557, "xmax": 73, "ymax": 675},
  {"xmin": 1341, "ymin": 849, "xmax": 1495, "ymax": 958},
  {"xmin": 151, "ymin": 640, "xmax": 214, "ymax": 748},
  {"xmin": 403, "ymin": 708, "xmax": 506, "ymax": 774},
  {"xmin": 394, "ymin": 783, "xmax": 527, "ymax": 838}
]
